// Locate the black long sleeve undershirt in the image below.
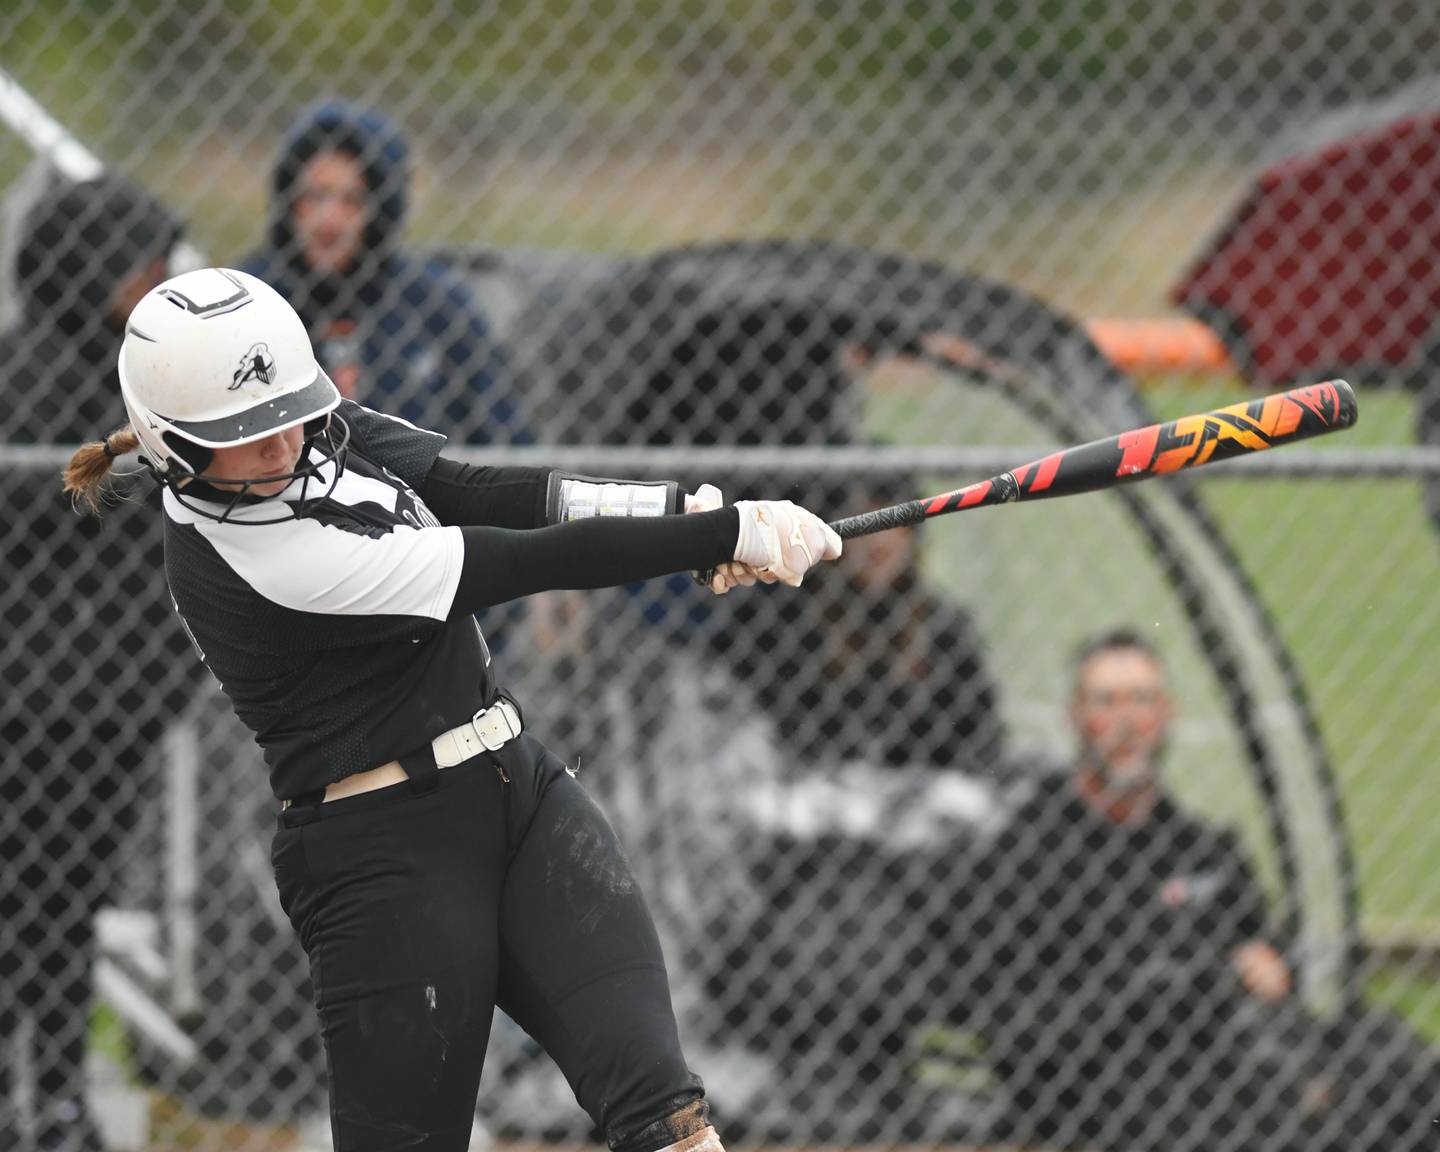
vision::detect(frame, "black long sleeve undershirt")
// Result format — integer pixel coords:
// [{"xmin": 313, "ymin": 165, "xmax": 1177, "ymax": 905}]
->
[
  {"xmin": 447, "ymin": 506, "xmax": 739, "ymax": 617},
  {"xmin": 421, "ymin": 456, "xmax": 552, "ymax": 529}
]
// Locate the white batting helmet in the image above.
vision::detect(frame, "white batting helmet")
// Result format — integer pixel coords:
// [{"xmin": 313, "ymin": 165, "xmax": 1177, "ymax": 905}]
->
[{"xmin": 118, "ymin": 267, "xmax": 341, "ymax": 479}]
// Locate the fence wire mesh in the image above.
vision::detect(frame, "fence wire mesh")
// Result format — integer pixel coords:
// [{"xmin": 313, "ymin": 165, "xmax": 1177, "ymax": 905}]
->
[{"xmin": 2, "ymin": 3, "xmax": 1439, "ymax": 1151}]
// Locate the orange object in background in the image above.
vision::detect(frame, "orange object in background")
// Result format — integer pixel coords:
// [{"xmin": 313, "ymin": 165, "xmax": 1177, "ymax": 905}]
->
[{"xmin": 1086, "ymin": 315, "xmax": 1233, "ymax": 378}]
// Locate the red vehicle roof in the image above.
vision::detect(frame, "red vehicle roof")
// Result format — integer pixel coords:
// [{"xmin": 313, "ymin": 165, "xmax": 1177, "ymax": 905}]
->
[{"xmin": 1172, "ymin": 109, "xmax": 1440, "ymax": 386}]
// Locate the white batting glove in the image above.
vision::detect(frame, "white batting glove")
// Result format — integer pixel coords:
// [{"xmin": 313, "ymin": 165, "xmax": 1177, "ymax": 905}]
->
[{"xmin": 731, "ymin": 500, "xmax": 843, "ymax": 587}]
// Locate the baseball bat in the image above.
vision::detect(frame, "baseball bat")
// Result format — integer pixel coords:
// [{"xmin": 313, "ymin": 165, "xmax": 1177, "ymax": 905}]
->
[{"xmin": 829, "ymin": 378, "xmax": 1357, "ymax": 540}]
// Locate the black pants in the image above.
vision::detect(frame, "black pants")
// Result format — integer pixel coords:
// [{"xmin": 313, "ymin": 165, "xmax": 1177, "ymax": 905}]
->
[{"xmin": 272, "ymin": 732, "xmax": 703, "ymax": 1152}]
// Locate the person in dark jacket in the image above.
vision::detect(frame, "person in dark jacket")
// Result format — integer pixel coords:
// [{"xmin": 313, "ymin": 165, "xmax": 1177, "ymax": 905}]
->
[
  {"xmin": 0, "ymin": 170, "xmax": 190, "ymax": 1152},
  {"xmin": 238, "ymin": 102, "xmax": 526, "ymax": 444},
  {"xmin": 961, "ymin": 629, "xmax": 1438, "ymax": 1151},
  {"xmin": 709, "ymin": 472, "xmax": 1004, "ymax": 771},
  {"xmin": 682, "ymin": 473, "xmax": 1003, "ymax": 1141}
]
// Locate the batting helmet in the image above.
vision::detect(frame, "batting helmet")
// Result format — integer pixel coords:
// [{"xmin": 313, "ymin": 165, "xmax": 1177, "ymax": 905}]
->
[{"xmin": 118, "ymin": 267, "xmax": 343, "ymax": 485}]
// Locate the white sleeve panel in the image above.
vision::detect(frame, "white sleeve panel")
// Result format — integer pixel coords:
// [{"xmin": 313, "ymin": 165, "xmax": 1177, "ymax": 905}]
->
[{"xmin": 196, "ymin": 517, "xmax": 465, "ymax": 621}]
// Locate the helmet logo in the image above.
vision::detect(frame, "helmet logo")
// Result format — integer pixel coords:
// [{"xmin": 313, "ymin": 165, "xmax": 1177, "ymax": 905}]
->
[{"xmin": 231, "ymin": 343, "xmax": 276, "ymax": 389}]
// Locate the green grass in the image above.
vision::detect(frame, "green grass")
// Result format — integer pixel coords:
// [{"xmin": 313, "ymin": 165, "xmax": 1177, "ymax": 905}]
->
[
  {"xmin": 91, "ymin": 999, "xmax": 135, "ymax": 1070},
  {"xmin": 1368, "ymin": 970, "xmax": 1440, "ymax": 1045}
]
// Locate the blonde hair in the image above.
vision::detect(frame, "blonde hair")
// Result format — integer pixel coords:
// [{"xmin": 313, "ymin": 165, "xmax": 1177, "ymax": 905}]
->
[{"xmin": 63, "ymin": 424, "xmax": 142, "ymax": 515}]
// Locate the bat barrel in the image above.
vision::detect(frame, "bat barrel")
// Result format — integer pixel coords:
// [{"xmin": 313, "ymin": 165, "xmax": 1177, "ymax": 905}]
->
[
  {"xmin": 1332, "ymin": 379, "xmax": 1360, "ymax": 427},
  {"xmin": 825, "ymin": 379, "xmax": 1359, "ymax": 543}
]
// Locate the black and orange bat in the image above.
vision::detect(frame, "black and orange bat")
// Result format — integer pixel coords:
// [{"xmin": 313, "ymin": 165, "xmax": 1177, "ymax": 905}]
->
[{"xmin": 831, "ymin": 379, "xmax": 1358, "ymax": 540}]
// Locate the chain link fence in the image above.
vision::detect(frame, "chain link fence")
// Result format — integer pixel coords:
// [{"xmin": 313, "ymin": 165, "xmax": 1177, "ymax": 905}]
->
[{"xmin": 2, "ymin": 3, "xmax": 1439, "ymax": 1150}]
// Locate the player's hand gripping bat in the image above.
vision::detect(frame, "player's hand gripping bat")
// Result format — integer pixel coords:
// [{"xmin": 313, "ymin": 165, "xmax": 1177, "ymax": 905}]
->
[{"xmin": 830, "ymin": 378, "xmax": 1357, "ymax": 540}]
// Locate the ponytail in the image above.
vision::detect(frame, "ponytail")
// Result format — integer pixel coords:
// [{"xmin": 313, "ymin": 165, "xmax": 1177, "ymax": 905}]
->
[{"xmin": 63, "ymin": 425, "xmax": 143, "ymax": 515}]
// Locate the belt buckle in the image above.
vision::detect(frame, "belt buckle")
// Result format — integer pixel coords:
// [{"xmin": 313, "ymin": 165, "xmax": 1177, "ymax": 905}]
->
[{"xmin": 472, "ymin": 699, "xmax": 521, "ymax": 752}]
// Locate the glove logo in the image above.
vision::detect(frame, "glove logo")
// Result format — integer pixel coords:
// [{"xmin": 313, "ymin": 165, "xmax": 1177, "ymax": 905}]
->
[{"xmin": 231, "ymin": 343, "xmax": 276, "ymax": 390}]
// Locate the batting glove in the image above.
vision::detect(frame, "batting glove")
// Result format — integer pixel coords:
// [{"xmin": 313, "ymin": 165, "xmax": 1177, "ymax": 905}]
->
[{"xmin": 731, "ymin": 500, "xmax": 843, "ymax": 587}]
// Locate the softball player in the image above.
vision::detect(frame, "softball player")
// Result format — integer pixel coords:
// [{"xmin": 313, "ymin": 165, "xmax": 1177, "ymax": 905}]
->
[{"xmin": 63, "ymin": 268, "xmax": 840, "ymax": 1152}]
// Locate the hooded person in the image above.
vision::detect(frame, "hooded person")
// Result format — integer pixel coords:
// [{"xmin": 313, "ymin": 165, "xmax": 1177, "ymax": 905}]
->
[
  {"xmin": 0, "ymin": 170, "xmax": 192, "ymax": 1152},
  {"xmin": 238, "ymin": 102, "xmax": 527, "ymax": 444}
]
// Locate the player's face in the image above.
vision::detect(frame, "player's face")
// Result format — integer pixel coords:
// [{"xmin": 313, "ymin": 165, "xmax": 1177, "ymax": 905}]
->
[
  {"xmin": 293, "ymin": 152, "xmax": 369, "ymax": 275},
  {"xmin": 207, "ymin": 425, "xmax": 307, "ymax": 497},
  {"xmin": 1071, "ymin": 647, "xmax": 1172, "ymax": 791}
]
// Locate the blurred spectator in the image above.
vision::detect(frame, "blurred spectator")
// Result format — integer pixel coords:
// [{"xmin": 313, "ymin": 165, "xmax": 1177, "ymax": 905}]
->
[
  {"xmin": 646, "ymin": 472, "xmax": 1006, "ymax": 1140},
  {"xmin": 239, "ymin": 102, "xmax": 526, "ymax": 443},
  {"xmin": 961, "ymin": 628, "xmax": 1438, "ymax": 1151},
  {"xmin": 0, "ymin": 171, "xmax": 189, "ymax": 1151},
  {"xmin": 709, "ymin": 473, "xmax": 1004, "ymax": 771},
  {"xmin": 564, "ymin": 645, "xmax": 1009, "ymax": 1145}
]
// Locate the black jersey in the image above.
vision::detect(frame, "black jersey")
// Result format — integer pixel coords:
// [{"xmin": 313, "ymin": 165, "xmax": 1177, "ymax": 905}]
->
[
  {"xmin": 164, "ymin": 402, "xmax": 492, "ymax": 799},
  {"xmin": 966, "ymin": 774, "xmax": 1271, "ymax": 1081}
]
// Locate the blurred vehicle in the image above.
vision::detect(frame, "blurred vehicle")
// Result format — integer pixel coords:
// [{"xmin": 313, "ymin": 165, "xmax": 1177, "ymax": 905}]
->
[{"xmin": 1172, "ymin": 77, "xmax": 1440, "ymax": 388}]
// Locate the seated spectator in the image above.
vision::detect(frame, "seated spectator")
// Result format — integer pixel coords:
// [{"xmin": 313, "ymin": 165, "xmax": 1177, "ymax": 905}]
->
[
  {"xmin": 961, "ymin": 628, "xmax": 1437, "ymax": 1151},
  {"xmin": 709, "ymin": 472, "xmax": 1004, "ymax": 772},
  {"xmin": 239, "ymin": 102, "xmax": 527, "ymax": 443}
]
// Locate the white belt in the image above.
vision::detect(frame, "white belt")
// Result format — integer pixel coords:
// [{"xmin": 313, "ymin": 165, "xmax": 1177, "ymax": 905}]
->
[
  {"xmin": 282, "ymin": 698, "xmax": 525, "ymax": 809},
  {"xmin": 430, "ymin": 696, "xmax": 524, "ymax": 768}
]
